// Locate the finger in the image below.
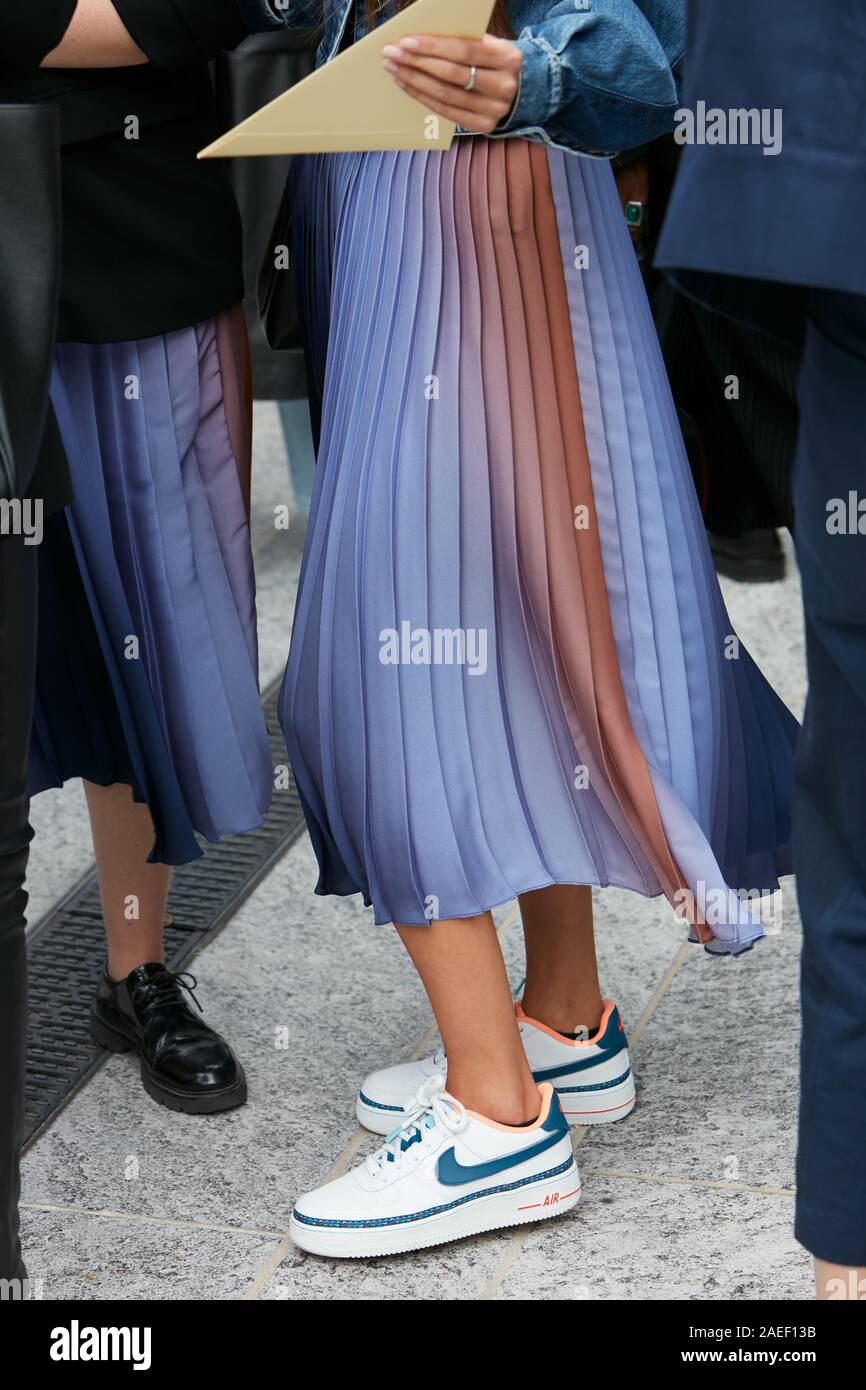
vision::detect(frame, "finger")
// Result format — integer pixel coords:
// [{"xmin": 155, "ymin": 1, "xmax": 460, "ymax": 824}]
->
[
  {"xmin": 407, "ymin": 99, "xmax": 501, "ymax": 134},
  {"xmin": 384, "ymin": 50, "xmax": 516, "ymax": 103},
  {"xmin": 393, "ymin": 71, "xmax": 505, "ymax": 123},
  {"xmin": 396, "ymin": 35, "xmax": 501, "ymax": 68},
  {"xmin": 388, "ymin": 75, "xmax": 501, "ymax": 132}
]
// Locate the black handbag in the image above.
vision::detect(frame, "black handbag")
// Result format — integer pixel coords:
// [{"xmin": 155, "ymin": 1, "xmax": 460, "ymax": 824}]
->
[
  {"xmin": 257, "ymin": 180, "xmax": 299, "ymax": 352},
  {"xmin": 212, "ymin": 29, "xmax": 319, "ymax": 396},
  {"xmin": 0, "ymin": 103, "xmax": 63, "ymax": 502}
]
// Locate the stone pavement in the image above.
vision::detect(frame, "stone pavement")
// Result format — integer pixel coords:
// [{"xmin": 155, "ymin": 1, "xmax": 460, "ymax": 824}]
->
[{"xmin": 21, "ymin": 407, "xmax": 812, "ymax": 1300}]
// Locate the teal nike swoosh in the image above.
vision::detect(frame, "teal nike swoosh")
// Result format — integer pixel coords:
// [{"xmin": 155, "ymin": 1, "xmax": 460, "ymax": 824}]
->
[
  {"xmin": 436, "ymin": 1128, "xmax": 564, "ymax": 1187},
  {"xmin": 532, "ymin": 1046, "xmax": 626, "ymax": 1084}
]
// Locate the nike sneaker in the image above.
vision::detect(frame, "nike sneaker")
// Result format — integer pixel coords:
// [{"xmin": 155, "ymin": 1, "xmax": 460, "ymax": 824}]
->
[
  {"xmin": 357, "ymin": 997, "xmax": 635, "ymax": 1135},
  {"xmin": 291, "ymin": 1078, "xmax": 579, "ymax": 1258}
]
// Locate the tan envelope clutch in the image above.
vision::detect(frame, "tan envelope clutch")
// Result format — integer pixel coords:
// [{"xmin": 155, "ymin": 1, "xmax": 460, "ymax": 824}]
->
[{"xmin": 199, "ymin": 0, "xmax": 497, "ymax": 159}]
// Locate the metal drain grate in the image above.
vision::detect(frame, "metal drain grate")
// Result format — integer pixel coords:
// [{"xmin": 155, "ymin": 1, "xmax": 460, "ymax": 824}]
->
[{"xmin": 24, "ymin": 676, "xmax": 306, "ymax": 1148}]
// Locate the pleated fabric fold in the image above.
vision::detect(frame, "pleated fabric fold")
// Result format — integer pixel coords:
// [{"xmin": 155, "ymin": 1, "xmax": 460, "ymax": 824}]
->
[
  {"xmin": 31, "ymin": 306, "xmax": 272, "ymax": 864},
  {"xmin": 280, "ymin": 139, "xmax": 798, "ymax": 950}
]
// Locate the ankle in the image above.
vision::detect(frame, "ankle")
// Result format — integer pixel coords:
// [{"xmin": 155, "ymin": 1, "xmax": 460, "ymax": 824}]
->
[
  {"xmin": 446, "ymin": 1070, "xmax": 540, "ymax": 1127},
  {"xmin": 520, "ymin": 990, "xmax": 604, "ymax": 1039},
  {"xmin": 106, "ymin": 953, "xmax": 164, "ymax": 984}
]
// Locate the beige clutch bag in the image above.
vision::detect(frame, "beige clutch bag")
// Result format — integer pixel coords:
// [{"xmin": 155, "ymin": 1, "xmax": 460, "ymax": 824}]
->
[{"xmin": 199, "ymin": 0, "xmax": 496, "ymax": 159}]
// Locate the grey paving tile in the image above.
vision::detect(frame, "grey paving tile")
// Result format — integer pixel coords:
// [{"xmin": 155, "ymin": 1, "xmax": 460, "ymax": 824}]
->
[
  {"xmin": 21, "ymin": 837, "xmax": 431, "ymax": 1231},
  {"xmin": 724, "ymin": 546, "xmax": 806, "ymax": 715},
  {"xmin": 250, "ymin": 401, "xmax": 293, "ymax": 554},
  {"xmin": 252, "ymin": 528, "xmax": 300, "ymax": 692},
  {"xmin": 258, "ymin": 1229, "xmax": 508, "ymax": 1301},
  {"xmin": 575, "ymin": 930, "xmax": 802, "ymax": 1192},
  {"xmin": 590, "ymin": 886, "xmax": 684, "ymax": 1030},
  {"xmin": 20, "ymin": 1207, "xmax": 279, "ymax": 1302},
  {"xmin": 26, "ymin": 781, "xmax": 91, "ymax": 929},
  {"xmin": 494, "ymin": 1174, "xmax": 811, "ymax": 1301}
]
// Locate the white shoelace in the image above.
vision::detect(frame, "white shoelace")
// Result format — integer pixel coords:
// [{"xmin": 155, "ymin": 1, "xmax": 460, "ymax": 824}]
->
[{"xmin": 365, "ymin": 1075, "xmax": 467, "ymax": 1182}]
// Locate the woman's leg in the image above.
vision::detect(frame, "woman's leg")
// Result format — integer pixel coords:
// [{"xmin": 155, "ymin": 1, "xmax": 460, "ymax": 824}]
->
[
  {"xmin": 292, "ymin": 909, "xmax": 578, "ymax": 1256},
  {"xmin": 278, "ymin": 398, "xmax": 316, "ymax": 518},
  {"xmin": 396, "ymin": 911, "xmax": 539, "ymax": 1125},
  {"xmin": 518, "ymin": 885, "xmax": 604, "ymax": 1036},
  {"xmin": 85, "ymin": 779, "xmax": 247, "ymax": 1113},
  {"xmin": 83, "ymin": 781, "xmax": 170, "ymax": 979}
]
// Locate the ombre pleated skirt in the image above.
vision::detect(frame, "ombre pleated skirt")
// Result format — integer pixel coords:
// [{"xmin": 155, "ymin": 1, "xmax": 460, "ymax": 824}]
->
[
  {"xmin": 281, "ymin": 138, "xmax": 799, "ymax": 952},
  {"xmin": 30, "ymin": 307, "xmax": 272, "ymax": 864}
]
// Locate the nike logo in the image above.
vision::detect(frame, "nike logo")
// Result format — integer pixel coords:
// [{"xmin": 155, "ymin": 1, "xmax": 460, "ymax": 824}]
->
[
  {"xmin": 532, "ymin": 1045, "xmax": 626, "ymax": 1084},
  {"xmin": 436, "ymin": 1128, "xmax": 564, "ymax": 1187}
]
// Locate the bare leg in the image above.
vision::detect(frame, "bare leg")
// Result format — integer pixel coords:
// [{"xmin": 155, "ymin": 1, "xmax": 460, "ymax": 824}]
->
[
  {"xmin": 395, "ymin": 911, "xmax": 539, "ymax": 1126},
  {"xmin": 518, "ymin": 884, "xmax": 603, "ymax": 1036},
  {"xmin": 815, "ymin": 1260, "xmax": 866, "ymax": 1300},
  {"xmin": 83, "ymin": 781, "xmax": 170, "ymax": 981}
]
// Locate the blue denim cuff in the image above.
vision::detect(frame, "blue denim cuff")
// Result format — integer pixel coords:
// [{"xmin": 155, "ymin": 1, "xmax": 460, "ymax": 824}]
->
[
  {"xmin": 498, "ymin": 35, "xmax": 560, "ymax": 135},
  {"xmin": 235, "ymin": 0, "xmax": 283, "ymax": 32}
]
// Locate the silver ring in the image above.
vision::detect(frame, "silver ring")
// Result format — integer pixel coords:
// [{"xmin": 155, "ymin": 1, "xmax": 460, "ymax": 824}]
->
[{"xmin": 464, "ymin": 64, "xmax": 478, "ymax": 92}]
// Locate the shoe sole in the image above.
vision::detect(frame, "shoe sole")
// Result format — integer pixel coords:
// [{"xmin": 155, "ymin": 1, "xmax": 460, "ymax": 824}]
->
[
  {"xmin": 710, "ymin": 553, "xmax": 786, "ymax": 584},
  {"xmin": 90, "ymin": 1010, "xmax": 248, "ymax": 1115},
  {"xmin": 356, "ymin": 1092, "xmax": 411, "ymax": 1136},
  {"xmin": 357, "ymin": 1071, "xmax": 636, "ymax": 1136},
  {"xmin": 558, "ymin": 1071, "xmax": 636, "ymax": 1125},
  {"xmin": 290, "ymin": 1162, "xmax": 581, "ymax": 1258}
]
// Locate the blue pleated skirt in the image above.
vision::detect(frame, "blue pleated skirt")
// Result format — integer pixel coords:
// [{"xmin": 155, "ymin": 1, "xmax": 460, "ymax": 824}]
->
[
  {"xmin": 280, "ymin": 138, "xmax": 799, "ymax": 952},
  {"xmin": 31, "ymin": 308, "xmax": 272, "ymax": 864}
]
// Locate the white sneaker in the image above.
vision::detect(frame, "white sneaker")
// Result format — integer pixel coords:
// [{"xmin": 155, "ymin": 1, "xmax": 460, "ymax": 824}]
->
[
  {"xmin": 290, "ymin": 1078, "xmax": 579, "ymax": 1258},
  {"xmin": 357, "ymin": 998, "xmax": 635, "ymax": 1135}
]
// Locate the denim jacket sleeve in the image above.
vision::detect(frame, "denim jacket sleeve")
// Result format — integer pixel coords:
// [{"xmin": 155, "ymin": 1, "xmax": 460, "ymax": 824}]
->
[
  {"xmin": 234, "ymin": 0, "xmax": 685, "ymax": 158},
  {"xmin": 498, "ymin": 0, "xmax": 685, "ymax": 157}
]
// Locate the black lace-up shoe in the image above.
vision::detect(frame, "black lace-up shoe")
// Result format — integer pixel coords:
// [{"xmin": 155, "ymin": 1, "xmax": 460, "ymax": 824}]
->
[{"xmin": 90, "ymin": 963, "xmax": 247, "ymax": 1114}]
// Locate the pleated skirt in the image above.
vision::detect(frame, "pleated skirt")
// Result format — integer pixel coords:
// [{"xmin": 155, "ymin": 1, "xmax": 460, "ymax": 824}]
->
[
  {"xmin": 281, "ymin": 138, "xmax": 799, "ymax": 951},
  {"xmin": 31, "ymin": 307, "xmax": 272, "ymax": 864}
]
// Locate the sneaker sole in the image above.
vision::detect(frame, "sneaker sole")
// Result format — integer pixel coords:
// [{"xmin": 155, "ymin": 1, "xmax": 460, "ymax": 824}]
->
[
  {"xmin": 357, "ymin": 1071, "xmax": 636, "ymax": 1136},
  {"xmin": 289, "ymin": 1162, "xmax": 581, "ymax": 1259},
  {"xmin": 558, "ymin": 1070, "xmax": 636, "ymax": 1125},
  {"xmin": 90, "ymin": 1009, "xmax": 248, "ymax": 1115}
]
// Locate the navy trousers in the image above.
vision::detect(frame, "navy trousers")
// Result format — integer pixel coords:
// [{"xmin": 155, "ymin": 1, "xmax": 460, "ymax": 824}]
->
[{"xmin": 794, "ymin": 291, "xmax": 866, "ymax": 1265}]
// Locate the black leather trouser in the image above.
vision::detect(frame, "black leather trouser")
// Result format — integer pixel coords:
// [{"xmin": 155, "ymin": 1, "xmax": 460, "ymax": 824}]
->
[{"xmin": 0, "ymin": 533, "xmax": 37, "ymax": 1282}]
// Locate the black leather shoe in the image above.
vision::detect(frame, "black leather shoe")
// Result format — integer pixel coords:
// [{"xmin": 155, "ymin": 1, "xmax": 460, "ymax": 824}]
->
[
  {"xmin": 708, "ymin": 529, "xmax": 786, "ymax": 584},
  {"xmin": 90, "ymin": 963, "xmax": 247, "ymax": 1115}
]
